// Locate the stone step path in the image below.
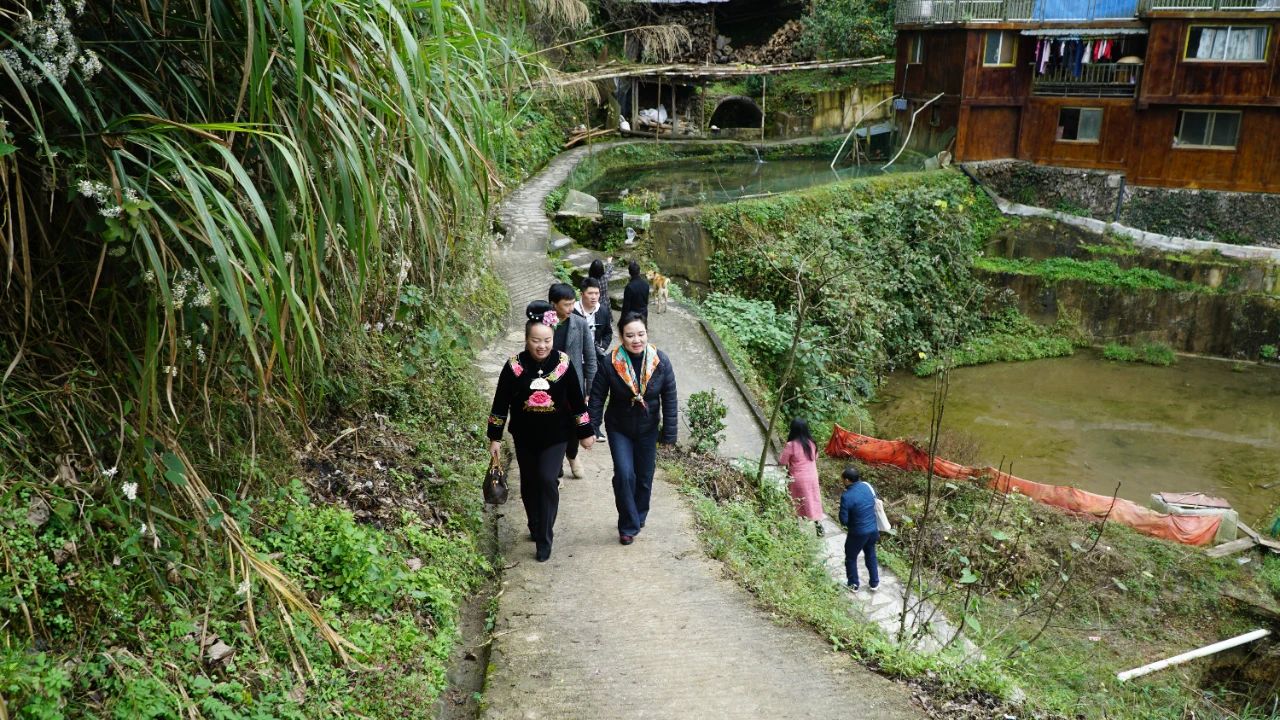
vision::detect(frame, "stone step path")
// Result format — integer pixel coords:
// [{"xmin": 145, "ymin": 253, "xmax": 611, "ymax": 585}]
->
[
  {"xmin": 475, "ymin": 148, "xmax": 922, "ymax": 719},
  {"xmin": 815, "ymin": 517, "xmax": 972, "ymax": 656}
]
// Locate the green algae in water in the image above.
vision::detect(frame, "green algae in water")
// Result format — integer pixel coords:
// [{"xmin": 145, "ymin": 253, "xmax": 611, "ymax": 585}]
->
[{"xmin": 873, "ymin": 351, "xmax": 1280, "ymax": 524}]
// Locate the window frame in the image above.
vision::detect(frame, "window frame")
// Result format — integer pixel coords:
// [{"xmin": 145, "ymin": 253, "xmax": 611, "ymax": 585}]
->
[
  {"xmin": 982, "ymin": 31, "xmax": 1018, "ymax": 67},
  {"xmin": 1173, "ymin": 109, "xmax": 1242, "ymax": 150},
  {"xmin": 1056, "ymin": 107, "xmax": 1104, "ymax": 144},
  {"xmin": 908, "ymin": 34, "xmax": 925, "ymax": 65},
  {"xmin": 1183, "ymin": 24, "xmax": 1271, "ymax": 63}
]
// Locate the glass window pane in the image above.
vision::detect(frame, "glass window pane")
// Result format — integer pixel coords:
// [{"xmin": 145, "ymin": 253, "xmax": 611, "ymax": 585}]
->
[
  {"xmin": 1078, "ymin": 109, "xmax": 1103, "ymax": 141},
  {"xmin": 1223, "ymin": 27, "xmax": 1267, "ymax": 60},
  {"xmin": 1177, "ymin": 111, "xmax": 1209, "ymax": 146},
  {"xmin": 1187, "ymin": 27, "xmax": 1206, "ymax": 58},
  {"xmin": 1210, "ymin": 112, "xmax": 1240, "ymax": 147},
  {"xmin": 1000, "ymin": 32, "xmax": 1015, "ymax": 63},
  {"xmin": 984, "ymin": 33, "xmax": 1001, "ymax": 64}
]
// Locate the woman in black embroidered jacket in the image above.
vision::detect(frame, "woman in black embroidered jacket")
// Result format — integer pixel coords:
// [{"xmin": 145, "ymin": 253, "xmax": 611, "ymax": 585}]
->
[
  {"xmin": 489, "ymin": 301, "xmax": 595, "ymax": 562},
  {"xmin": 588, "ymin": 312, "xmax": 678, "ymax": 546}
]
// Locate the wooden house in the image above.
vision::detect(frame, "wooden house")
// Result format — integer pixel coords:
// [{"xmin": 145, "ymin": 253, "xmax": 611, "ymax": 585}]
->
[{"xmin": 894, "ymin": 0, "xmax": 1280, "ymax": 192}]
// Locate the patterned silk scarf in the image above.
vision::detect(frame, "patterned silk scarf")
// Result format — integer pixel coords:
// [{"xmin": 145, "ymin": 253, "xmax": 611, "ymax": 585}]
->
[{"xmin": 611, "ymin": 344, "xmax": 660, "ymax": 409}]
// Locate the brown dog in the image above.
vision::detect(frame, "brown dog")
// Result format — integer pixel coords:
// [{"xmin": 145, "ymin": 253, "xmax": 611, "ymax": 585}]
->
[{"xmin": 646, "ymin": 270, "xmax": 669, "ymax": 313}]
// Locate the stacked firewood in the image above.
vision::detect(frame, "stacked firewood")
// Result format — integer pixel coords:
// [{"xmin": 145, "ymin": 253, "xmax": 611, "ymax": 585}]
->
[
  {"xmin": 733, "ymin": 20, "xmax": 803, "ymax": 64},
  {"xmin": 642, "ymin": 9, "xmax": 713, "ymax": 62},
  {"xmin": 708, "ymin": 20, "xmax": 803, "ymax": 65}
]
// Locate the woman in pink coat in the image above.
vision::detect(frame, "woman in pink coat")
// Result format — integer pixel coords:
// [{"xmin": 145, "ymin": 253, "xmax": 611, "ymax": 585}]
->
[{"xmin": 779, "ymin": 418, "xmax": 826, "ymax": 536}]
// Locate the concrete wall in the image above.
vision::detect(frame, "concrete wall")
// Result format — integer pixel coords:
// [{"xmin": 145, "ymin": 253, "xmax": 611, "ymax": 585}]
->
[
  {"xmin": 650, "ymin": 208, "xmax": 712, "ymax": 291},
  {"xmin": 985, "ymin": 271, "xmax": 1280, "ymax": 359},
  {"xmin": 810, "ymin": 82, "xmax": 895, "ymax": 135}
]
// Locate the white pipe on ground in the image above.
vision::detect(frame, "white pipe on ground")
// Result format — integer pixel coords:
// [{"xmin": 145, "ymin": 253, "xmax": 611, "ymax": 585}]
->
[{"xmin": 1116, "ymin": 628, "xmax": 1272, "ymax": 682}]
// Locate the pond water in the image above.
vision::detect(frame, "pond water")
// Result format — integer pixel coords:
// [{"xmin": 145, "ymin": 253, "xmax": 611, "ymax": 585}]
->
[
  {"xmin": 579, "ymin": 157, "xmax": 916, "ymax": 209},
  {"xmin": 872, "ymin": 352, "xmax": 1280, "ymax": 524}
]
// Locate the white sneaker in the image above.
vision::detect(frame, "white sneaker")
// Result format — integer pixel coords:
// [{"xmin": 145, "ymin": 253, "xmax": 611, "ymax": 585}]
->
[{"xmin": 570, "ymin": 458, "xmax": 584, "ymax": 479}]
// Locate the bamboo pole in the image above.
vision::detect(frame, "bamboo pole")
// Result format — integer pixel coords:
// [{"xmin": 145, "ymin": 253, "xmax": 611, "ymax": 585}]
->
[
  {"xmin": 1116, "ymin": 629, "xmax": 1272, "ymax": 682},
  {"xmin": 760, "ymin": 75, "xmax": 767, "ymax": 143},
  {"xmin": 538, "ymin": 57, "xmax": 891, "ymax": 88}
]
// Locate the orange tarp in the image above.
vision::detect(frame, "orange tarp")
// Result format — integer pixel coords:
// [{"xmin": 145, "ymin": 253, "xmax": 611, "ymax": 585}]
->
[{"xmin": 824, "ymin": 425, "xmax": 1221, "ymax": 546}]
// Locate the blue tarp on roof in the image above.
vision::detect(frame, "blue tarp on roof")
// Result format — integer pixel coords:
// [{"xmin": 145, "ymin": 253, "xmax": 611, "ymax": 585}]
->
[{"xmin": 1034, "ymin": 0, "xmax": 1138, "ymax": 19}]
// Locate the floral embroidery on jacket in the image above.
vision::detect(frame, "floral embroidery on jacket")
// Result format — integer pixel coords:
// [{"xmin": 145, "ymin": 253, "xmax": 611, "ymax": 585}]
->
[
  {"xmin": 509, "ymin": 356, "xmax": 524, "ymax": 377},
  {"xmin": 545, "ymin": 352, "xmax": 570, "ymax": 383},
  {"xmin": 524, "ymin": 390, "xmax": 555, "ymax": 412},
  {"xmin": 576, "ymin": 412, "xmax": 590, "ymax": 426}
]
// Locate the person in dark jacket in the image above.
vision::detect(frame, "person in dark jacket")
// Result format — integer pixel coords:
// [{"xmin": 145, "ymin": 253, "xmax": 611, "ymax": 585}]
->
[
  {"xmin": 621, "ymin": 261, "xmax": 649, "ymax": 320},
  {"xmin": 549, "ymin": 283, "xmax": 597, "ymax": 479},
  {"xmin": 489, "ymin": 301, "xmax": 595, "ymax": 562},
  {"xmin": 588, "ymin": 312, "xmax": 677, "ymax": 545},
  {"xmin": 574, "ymin": 277, "xmax": 613, "ymax": 443},
  {"xmin": 588, "ymin": 257, "xmax": 613, "ymax": 305},
  {"xmin": 838, "ymin": 467, "xmax": 880, "ymax": 591}
]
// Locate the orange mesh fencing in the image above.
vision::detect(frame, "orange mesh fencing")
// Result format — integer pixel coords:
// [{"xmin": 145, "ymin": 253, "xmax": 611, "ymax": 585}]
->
[{"xmin": 825, "ymin": 425, "xmax": 1221, "ymax": 546}]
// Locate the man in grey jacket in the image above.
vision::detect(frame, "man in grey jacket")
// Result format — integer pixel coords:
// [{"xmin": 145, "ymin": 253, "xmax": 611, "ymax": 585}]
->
[{"xmin": 549, "ymin": 283, "xmax": 597, "ymax": 479}]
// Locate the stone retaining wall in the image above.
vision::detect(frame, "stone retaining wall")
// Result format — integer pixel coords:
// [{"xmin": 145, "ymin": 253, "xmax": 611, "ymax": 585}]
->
[{"xmin": 964, "ymin": 160, "xmax": 1280, "ymax": 248}]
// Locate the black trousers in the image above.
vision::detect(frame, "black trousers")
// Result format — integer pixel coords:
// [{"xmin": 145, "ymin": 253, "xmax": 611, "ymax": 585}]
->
[{"xmin": 515, "ymin": 441, "xmax": 567, "ymax": 557}]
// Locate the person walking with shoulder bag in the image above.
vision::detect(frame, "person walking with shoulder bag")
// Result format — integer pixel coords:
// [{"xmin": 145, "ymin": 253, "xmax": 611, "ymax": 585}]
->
[
  {"xmin": 838, "ymin": 467, "xmax": 880, "ymax": 592},
  {"xmin": 588, "ymin": 312, "xmax": 677, "ymax": 546},
  {"xmin": 488, "ymin": 301, "xmax": 595, "ymax": 563}
]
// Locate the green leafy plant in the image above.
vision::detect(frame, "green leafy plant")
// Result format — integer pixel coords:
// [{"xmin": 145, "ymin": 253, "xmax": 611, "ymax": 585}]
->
[
  {"xmin": 1260, "ymin": 344, "xmax": 1278, "ymax": 362},
  {"xmin": 915, "ymin": 308, "xmax": 1076, "ymax": 376},
  {"xmin": 620, "ymin": 189, "xmax": 661, "ymax": 215},
  {"xmin": 687, "ymin": 390, "xmax": 729, "ymax": 454},
  {"xmin": 1103, "ymin": 342, "xmax": 1177, "ymax": 366},
  {"xmin": 975, "ymin": 257, "xmax": 1210, "ymax": 293}
]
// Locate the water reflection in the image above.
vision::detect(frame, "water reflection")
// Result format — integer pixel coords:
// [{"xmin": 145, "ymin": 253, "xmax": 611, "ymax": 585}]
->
[{"xmin": 873, "ymin": 351, "xmax": 1280, "ymax": 523}]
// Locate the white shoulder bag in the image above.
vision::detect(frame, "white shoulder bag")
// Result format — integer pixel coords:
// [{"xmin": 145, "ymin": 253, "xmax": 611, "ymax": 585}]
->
[{"xmin": 867, "ymin": 482, "xmax": 892, "ymax": 533}]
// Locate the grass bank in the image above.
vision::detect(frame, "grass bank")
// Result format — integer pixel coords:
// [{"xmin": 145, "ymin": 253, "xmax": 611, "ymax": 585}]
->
[
  {"xmin": 662, "ymin": 451, "xmax": 1020, "ymax": 715},
  {"xmin": 663, "ymin": 445, "xmax": 1280, "ymax": 719},
  {"xmin": 0, "ymin": 0, "xmax": 575, "ymax": 714},
  {"xmin": 697, "ymin": 170, "xmax": 1029, "ymax": 429},
  {"xmin": 975, "ymin": 256, "xmax": 1215, "ymax": 294},
  {"xmin": 813, "ymin": 457, "xmax": 1280, "ymax": 718}
]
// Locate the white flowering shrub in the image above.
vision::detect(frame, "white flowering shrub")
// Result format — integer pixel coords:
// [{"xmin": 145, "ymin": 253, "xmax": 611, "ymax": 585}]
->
[{"xmin": 0, "ymin": 2, "xmax": 101, "ymax": 87}]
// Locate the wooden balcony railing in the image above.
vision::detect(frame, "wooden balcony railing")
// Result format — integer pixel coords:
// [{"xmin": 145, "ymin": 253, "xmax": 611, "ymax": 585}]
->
[
  {"xmin": 1032, "ymin": 62, "xmax": 1143, "ymax": 97},
  {"xmin": 896, "ymin": 0, "xmax": 1140, "ymax": 22}
]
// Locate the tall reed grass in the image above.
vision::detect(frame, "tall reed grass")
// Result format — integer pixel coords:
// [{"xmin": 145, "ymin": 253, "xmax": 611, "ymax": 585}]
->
[{"xmin": 0, "ymin": 0, "xmax": 550, "ymax": 662}]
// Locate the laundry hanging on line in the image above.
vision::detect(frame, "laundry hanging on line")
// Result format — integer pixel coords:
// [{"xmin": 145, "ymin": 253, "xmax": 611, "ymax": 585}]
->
[{"xmin": 1032, "ymin": 36, "xmax": 1127, "ymax": 77}]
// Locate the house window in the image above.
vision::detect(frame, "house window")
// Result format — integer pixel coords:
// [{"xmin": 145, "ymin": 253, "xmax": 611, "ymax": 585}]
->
[
  {"xmin": 1185, "ymin": 25, "xmax": 1269, "ymax": 62},
  {"xmin": 983, "ymin": 31, "xmax": 1017, "ymax": 66},
  {"xmin": 1174, "ymin": 110, "xmax": 1241, "ymax": 149},
  {"xmin": 1058, "ymin": 108, "xmax": 1103, "ymax": 142},
  {"xmin": 909, "ymin": 34, "xmax": 925, "ymax": 64}
]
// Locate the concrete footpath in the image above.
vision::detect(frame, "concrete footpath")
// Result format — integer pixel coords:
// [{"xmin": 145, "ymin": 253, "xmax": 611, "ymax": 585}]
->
[{"xmin": 474, "ymin": 147, "xmax": 922, "ymax": 719}]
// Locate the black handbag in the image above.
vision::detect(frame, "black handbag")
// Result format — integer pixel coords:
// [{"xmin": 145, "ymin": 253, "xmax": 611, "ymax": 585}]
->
[{"xmin": 483, "ymin": 456, "xmax": 509, "ymax": 505}]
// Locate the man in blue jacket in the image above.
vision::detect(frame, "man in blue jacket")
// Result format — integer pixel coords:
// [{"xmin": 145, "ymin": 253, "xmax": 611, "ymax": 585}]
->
[{"xmin": 838, "ymin": 467, "xmax": 880, "ymax": 591}]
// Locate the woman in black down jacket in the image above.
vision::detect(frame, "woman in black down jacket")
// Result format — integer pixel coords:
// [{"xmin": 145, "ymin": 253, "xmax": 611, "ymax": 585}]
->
[
  {"xmin": 489, "ymin": 301, "xmax": 595, "ymax": 562},
  {"xmin": 588, "ymin": 312, "xmax": 678, "ymax": 545}
]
